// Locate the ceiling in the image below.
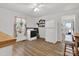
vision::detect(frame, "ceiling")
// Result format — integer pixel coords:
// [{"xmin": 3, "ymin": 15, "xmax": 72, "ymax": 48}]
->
[{"xmin": 0, "ymin": 3, "xmax": 79, "ymax": 17}]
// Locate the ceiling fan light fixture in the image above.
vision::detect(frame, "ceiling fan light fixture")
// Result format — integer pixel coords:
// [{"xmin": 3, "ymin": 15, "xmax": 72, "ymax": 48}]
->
[{"xmin": 34, "ymin": 8, "xmax": 39, "ymax": 12}]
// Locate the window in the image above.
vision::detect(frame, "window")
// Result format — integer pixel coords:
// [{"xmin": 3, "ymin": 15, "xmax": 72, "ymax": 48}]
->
[
  {"xmin": 14, "ymin": 16, "xmax": 26, "ymax": 37},
  {"xmin": 65, "ymin": 23, "xmax": 71, "ymax": 28},
  {"xmin": 15, "ymin": 17, "xmax": 26, "ymax": 33}
]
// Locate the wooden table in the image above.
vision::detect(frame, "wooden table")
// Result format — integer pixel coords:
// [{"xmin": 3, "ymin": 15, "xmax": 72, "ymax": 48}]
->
[
  {"xmin": 74, "ymin": 33, "xmax": 79, "ymax": 56},
  {"xmin": 0, "ymin": 32, "xmax": 16, "ymax": 55}
]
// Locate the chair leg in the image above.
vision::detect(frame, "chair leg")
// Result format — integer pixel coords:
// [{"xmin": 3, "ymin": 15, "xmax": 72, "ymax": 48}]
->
[
  {"xmin": 72, "ymin": 44, "xmax": 75, "ymax": 56},
  {"xmin": 64, "ymin": 44, "xmax": 66, "ymax": 56}
]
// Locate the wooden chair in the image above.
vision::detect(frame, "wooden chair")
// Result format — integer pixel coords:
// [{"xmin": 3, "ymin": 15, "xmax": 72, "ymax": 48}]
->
[{"xmin": 64, "ymin": 35, "xmax": 75, "ymax": 56}]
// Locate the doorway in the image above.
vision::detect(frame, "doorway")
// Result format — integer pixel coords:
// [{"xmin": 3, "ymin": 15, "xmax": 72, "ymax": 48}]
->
[
  {"xmin": 64, "ymin": 21, "xmax": 74, "ymax": 42},
  {"xmin": 14, "ymin": 16, "xmax": 27, "ymax": 41},
  {"xmin": 61, "ymin": 16, "xmax": 75, "ymax": 42}
]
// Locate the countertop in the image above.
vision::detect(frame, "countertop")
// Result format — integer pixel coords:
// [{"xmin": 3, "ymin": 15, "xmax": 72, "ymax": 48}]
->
[
  {"xmin": 74, "ymin": 33, "xmax": 79, "ymax": 37},
  {"xmin": 0, "ymin": 32, "xmax": 16, "ymax": 48}
]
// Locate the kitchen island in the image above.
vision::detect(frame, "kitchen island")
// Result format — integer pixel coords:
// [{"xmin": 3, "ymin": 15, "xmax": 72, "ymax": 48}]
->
[{"xmin": 0, "ymin": 32, "xmax": 16, "ymax": 56}]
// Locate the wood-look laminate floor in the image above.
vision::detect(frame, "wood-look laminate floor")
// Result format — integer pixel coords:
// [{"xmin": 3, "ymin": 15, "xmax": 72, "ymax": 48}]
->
[{"xmin": 12, "ymin": 39, "xmax": 73, "ymax": 56}]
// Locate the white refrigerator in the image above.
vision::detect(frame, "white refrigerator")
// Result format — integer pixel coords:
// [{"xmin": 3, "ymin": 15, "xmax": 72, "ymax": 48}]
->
[{"xmin": 45, "ymin": 20, "xmax": 57, "ymax": 43}]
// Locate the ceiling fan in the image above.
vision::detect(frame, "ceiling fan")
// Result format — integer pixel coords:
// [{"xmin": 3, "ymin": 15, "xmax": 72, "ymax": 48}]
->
[{"xmin": 31, "ymin": 3, "xmax": 45, "ymax": 12}]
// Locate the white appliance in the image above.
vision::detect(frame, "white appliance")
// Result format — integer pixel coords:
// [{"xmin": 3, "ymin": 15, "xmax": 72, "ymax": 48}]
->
[{"xmin": 45, "ymin": 20, "xmax": 57, "ymax": 43}]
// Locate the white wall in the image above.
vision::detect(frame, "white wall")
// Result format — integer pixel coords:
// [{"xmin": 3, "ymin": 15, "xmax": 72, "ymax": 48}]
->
[
  {"xmin": 0, "ymin": 8, "xmax": 35, "ymax": 36},
  {"xmin": 75, "ymin": 15, "xmax": 79, "ymax": 33},
  {"xmin": 26, "ymin": 17, "xmax": 37, "ymax": 28},
  {"xmin": 36, "ymin": 8, "xmax": 79, "ymax": 42},
  {"xmin": 36, "ymin": 15, "xmax": 58, "ymax": 41}
]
